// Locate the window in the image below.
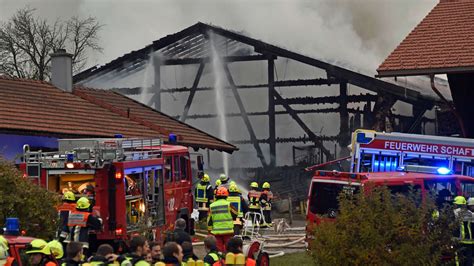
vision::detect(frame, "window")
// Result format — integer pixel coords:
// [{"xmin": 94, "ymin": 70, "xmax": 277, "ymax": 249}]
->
[
  {"xmin": 453, "ymin": 159, "xmax": 474, "ymax": 177},
  {"xmin": 180, "ymin": 156, "xmax": 189, "ymax": 181},
  {"xmin": 309, "ymin": 182, "xmax": 359, "ymax": 217},
  {"xmin": 359, "ymin": 152, "xmax": 399, "ymax": 172},
  {"xmin": 424, "ymin": 179, "xmax": 456, "ymax": 208},
  {"xmin": 165, "ymin": 157, "xmax": 172, "ymax": 183},
  {"xmin": 174, "ymin": 156, "xmax": 181, "ymax": 182},
  {"xmin": 461, "ymin": 181, "xmax": 474, "ymax": 199}
]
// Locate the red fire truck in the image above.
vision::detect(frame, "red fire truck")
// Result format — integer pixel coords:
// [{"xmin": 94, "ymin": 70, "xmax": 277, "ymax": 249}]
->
[
  {"xmin": 306, "ymin": 130, "xmax": 474, "ymax": 235},
  {"xmin": 20, "ymin": 137, "xmax": 201, "ymax": 246}
]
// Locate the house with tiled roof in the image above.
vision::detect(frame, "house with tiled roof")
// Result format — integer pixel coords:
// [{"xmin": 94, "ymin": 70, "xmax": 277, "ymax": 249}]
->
[
  {"xmin": 0, "ymin": 50, "xmax": 236, "ymax": 160},
  {"xmin": 377, "ymin": 0, "xmax": 474, "ymax": 138}
]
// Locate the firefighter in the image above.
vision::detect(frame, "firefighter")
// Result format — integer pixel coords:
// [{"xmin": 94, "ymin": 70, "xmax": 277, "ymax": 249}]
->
[
  {"xmin": 219, "ymin": 174, "xmax": 230, "ymax": 189},
  {"xmin": 214, "ymin": 179, "xmax": 222, "ymax": 200},
  {"xmin": 25, "ymin": 239, "xmax": 57, "ymax": 266},
  {"xmin": 0, "ymin": 235, "xmax": 15, "ymax": 266},
  {"xmin": 65, "ymin": 197, "xmax": 102, "ymax": 256},
  {"xmin": 213, "ymin": 237, "xmax": 256, "ymax": 266},
  {"xmin": 227, "ymin": 182, "xmax": 249, "ymax": 235},
  {"xmin": 247, "ymin": 182, "xmax": 261, "ymax": 226},
  {"xmin": 195, "ymin": 173, "xmax": 214, "ymax": 221},
  {"xmin": 453, "ymin": 196, "xmax": 474, "ymax": 266},
  {"xmin": 57, "ymin": 191, "xmax": 76, "ymax": 245},
  {"xmin": 208, "ymin": 187, "xmax": 237, "ymax": 252},
  {"xmin": 259, "ymin": 182, "xmax": 273, "ymax": 227}
]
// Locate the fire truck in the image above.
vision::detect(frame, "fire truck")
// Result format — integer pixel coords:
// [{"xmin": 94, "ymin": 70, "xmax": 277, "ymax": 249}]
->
[
  {"xmin": 20, "ymin": 137, "xmax": 202, "ymax": 247},
  {"xmin": 306, "ymin": 129, "xmax": 474, "ymax": 233}
]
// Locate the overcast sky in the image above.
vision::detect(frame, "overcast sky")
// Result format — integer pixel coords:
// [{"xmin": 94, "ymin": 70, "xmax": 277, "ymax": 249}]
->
[{"xmin": 0, "ymin": 0, "xmax": 438, "ymax": 75}]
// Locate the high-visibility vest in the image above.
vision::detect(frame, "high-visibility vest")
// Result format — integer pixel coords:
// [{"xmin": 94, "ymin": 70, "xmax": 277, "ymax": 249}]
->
[
  {"xmin": 261, "ymin": 190, "xmax": 273, "ymax": 211},
  {"xmin": 57, "ymin": 202, "xmax": 76, "ymax": 212},
  {"xmin": 67, "ymin": 211, "xmax": 90, "ymax": 227},
  {"xmin": 248, "ymin": 190, "xmax": 261, "ymax": 210},
  {"xmin": 204, "ymin": 252, "xmax": 220, "ymax": 266},
  {"xmin": 196, "ymin": 183, "xmax": 209, "ymax": 203},
  {"xmin": 209, "ymin": 200, "xmax": 234, "ymax": 235},
  {"xmin": 227, "ymin": 195, "xmax": 243, "ymax": 218}
]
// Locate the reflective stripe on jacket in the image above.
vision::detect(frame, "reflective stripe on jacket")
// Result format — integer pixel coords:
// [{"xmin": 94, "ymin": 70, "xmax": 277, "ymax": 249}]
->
[
  {"xmin": 227, "ymin": 195, "xmax": 243, "ymax": 218},
  {"xmin": 196, "ymin": 183, "xmax": 209, "ymax": 203},
  {"xmin": 209, "ymin": 199, "xmax": 234, "ymax": 235},
  {"xmin": 247, "ymin": 190, "xmax": 261, "ymax": 210},
  {"xmin": 67, "ymin": 211, "xmax": 91, "ymax": 227}
]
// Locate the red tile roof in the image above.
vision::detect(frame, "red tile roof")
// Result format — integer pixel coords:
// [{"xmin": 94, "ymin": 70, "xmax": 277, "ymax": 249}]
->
[
  {"xmin": 0, "ymin": 76, "xmax": 236, "ymax": 152},
  {"xmin": 73, "ymin": 87, "xmax": 236, "ymax": 152},
  {"xmin": 377, "ymin": 0, "xmax": 474, "ymax": 77}
]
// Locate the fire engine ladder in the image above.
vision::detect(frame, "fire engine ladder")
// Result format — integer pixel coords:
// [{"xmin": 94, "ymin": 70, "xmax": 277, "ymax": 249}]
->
[
  {"xmin": 22, "ymin": 144, "xmax": 60, "ymax": 181},
  {"xmin": 120, "ymin": 138, "xmax": 162, "ymax": 161}
]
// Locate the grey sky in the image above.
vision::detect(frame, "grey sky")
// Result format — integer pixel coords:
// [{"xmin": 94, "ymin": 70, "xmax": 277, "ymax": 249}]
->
[{"xmin": 0, "ymin": 0, "xmax": 437, "ymax": 75}]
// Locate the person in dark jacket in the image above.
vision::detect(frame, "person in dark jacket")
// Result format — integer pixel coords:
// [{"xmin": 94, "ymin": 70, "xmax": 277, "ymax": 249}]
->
[
  {"xmin": 122, "ymin": 236, "xmax": 150, "ymax": 266},
  {"xmin": 161, "ymin": 242, "xmax": 183, "ymax": 266},
  {"xmin": 64, "ymin": 197, "xmax": 102, "ymax": 256},
  {"xmin": 203, "ymin": 236, "xmax": 221, "ymax": 266},
  {"xmin": 61, "ymin": 242, "xmax": 83, "ymax": 266},
  {"xmin": 165, "ymin": 219, "xmax": 192, "ymax": 245},
  {"xmin": 181, "ymin": 242, "xmax": 198, "ymax": 263},
  {"xmin": 89, "ymin": 244, "xmax": 126, "ymax": 266}
]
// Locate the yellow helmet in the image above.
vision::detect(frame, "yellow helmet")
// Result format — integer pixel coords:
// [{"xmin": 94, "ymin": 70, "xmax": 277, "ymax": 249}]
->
[
  {"xmin": 262, "ymin": 182, "xmax": 270, "ymax": 189},
  {"xmin": 454, "ymin": 196, "xmax": 467, "ymax": 205},
  {"xmin": 219, "ymin": 174, "xmax": 229, "ymax": 182},
  {"xmin": 202, "ymin": 174, "xmax": 210, "ymax": 183},
  {"xmin": 76, "ymin": 197, "xmax": 91, "ymax": 210},
  {"xmin": 229, "ymin": 183, "xmax": 239, "ymax": 193},
  {"xmin": 250, "ymin": 182, "xmax": 258, "ymax": 189},
  {"xmin": 26, "ymin": 239, "xmax": 50, "ymax": 255},
  {"xmin": 63, "ymin": 191, "xmax": 75, "ymax": 201},
  {"xmin": 46, "ymin": 240, "xmax": 63, "ymax": 259},
  {"xmin": 0, "ymin": 236, "xmax": 8, "ymax": 260},
  {"xmin": 215, "ymin": 179, "xmax": 222, "ymax": 186}
]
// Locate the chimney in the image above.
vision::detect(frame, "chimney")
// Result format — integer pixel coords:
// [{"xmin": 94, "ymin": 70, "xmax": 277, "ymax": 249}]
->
[{"xmin": 50, "ymin": 49, "xmax": 73, "ymax": 92}]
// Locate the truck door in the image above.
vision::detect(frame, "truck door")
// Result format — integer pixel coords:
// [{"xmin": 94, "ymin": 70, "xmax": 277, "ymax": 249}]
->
[{"xmin": 144, "ymin": 166, "xmax": 165, "ymax": 226}]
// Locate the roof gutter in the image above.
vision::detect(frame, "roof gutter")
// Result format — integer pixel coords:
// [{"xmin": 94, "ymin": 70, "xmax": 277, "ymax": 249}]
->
[{"xmin": 429, "ymin": 74, "xmax": 467, "ymax": 137}]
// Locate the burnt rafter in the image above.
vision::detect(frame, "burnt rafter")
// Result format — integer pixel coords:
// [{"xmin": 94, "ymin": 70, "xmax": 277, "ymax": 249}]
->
[
  {"xmin": 181, "ymin": 62, "xmax": 205, "ymax": 122},
  {"xmin": 223, "ymin": 63, "xmax": 268, "ymax": 167},
  {"xmin": 111, "ymin": 78, "xmax": 342, "ymax": 95},
  {"xmin": 274, "ymin": 91, "xmax": 333, "ymax": 160},
  {"xmin": 276, "ymin": 94, "xmax": 378, "ymax": 105},
  {"xmin": 171, "ymin": 109, "xmax": 435, "ymax": 122},
  {"xmin": 230, "ymin": 136, "xmax": 339, "ymax": 144}
]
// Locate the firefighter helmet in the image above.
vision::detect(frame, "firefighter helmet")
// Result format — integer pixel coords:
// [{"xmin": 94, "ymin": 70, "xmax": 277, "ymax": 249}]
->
[
  {"xmin": 262, "ymin": 182, "xmax": 270, "ymax": 189},
  {"xmin": 202, "ymin": 173, "xmax": 210, "ymax": 183},
  {"xmin": 229, "ymin": 183, "xmax": 239, "ymax": 193},
  {"xmin": 250, "ymin": 182, "xmax": 258, "ymax": 189},
  {"xmin": 46, "ymin": 240, "xmax": 63, "ymax": 259},
  {"xmin": 468, "ymin": 198, "xmax": 474, "ymax": 206},
  {"xmin": 76, "ymin": 197, "xmax": 91, "ymax": 210},
  {"xmin": 454, "ymin": 196, "xmax": 467, "ymax": 205},
  {"xmin": 26, "ymin": 239, "xmax": 50, "ymax": 255},
  {"xmin": 215, "ymin": 179, "xmax": 222, "ymax": 186},
  {"xmin": 62, "ymin": 191, "xmax": 75, "ymax": 202},
  {"xmin": 219, "ymin": 174, "xmax": 229, "ymax": 182},
  {"xmin": 216, "ymin": 187, "xmax": 229, "ymax": 197}
]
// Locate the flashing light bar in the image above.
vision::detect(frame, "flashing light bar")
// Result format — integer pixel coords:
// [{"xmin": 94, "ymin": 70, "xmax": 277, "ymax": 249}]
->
[{"xmin": 399, "ymin": 165, "xmax": 452, "ymax": 175}]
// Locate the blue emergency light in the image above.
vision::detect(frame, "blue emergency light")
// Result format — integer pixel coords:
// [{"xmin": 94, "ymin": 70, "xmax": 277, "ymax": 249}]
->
[
  {"xmin": 114, "ymin": 134, "xmax": 123, "ymax": 138},
  {"xmin": 66, "ymin": 153, "xmax": 74, "ymax": 162},
  {"xmin": 356, "ymin": 132, "xmax": 372, "ymax": 144},
  {"xmin": 437, "ymin": 167, "xmax": 451, "ymax": 175},
  {"xmin": 5, "ymin": 217, "xmax": 19, "ymax": 235},
  {"xmin": 169, "ymin": 133, "xmax": 177, "ymax": 144}
]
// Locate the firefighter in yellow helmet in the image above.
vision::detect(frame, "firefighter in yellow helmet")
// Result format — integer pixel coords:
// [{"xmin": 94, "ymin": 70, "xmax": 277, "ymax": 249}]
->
[
  {"xmin": 195, "ymin": 173, "xmax": 214, "ymax": 221},
  {"xmin": 247, "ymin": 182, "xmax": 261, "ymax": 226},
  {"xmin": 208, "ymin": 187, "xmax": 237, "ymax": 252},
  {"xmin": 64, "ymin": 197, "xmax": 102, "ymax": 256},
  {"xmin": 0, "ymin": 235, "xmax": 14, "ymax": 266},
  {"xmin": 213, "ymin": 179, "xmax": 222, "ymax": 201},
  {"xmin": 219, "ymin": 174, "xmax": 230, "ymax": 189},
  {"xmin": 453, "ymin": 196, "xmax": 474, "ymax": 266},
  {"xmin": 57, "ymin": 191, "xmax": 76, "ymax": 245},
  {"xmin": 25, "ymin": 239, "xmax": 57, "ymax": 266},
  {"xmin": 259, "ymin": 182, "xmax": 273, "ymax": 227},
  {"xmin": 227, "ymin": 182, "xmax": 249, "ymax": 235}
]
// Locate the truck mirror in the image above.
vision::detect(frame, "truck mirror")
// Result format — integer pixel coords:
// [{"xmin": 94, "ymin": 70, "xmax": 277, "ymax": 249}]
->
[{"xmin": 197, "ymin": 155, "xmax": 204, "ymax": 171}]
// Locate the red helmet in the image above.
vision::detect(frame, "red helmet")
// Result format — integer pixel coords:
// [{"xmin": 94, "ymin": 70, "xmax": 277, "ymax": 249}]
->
[{"xmin": 216, "ymin": 187, "xmax": 229, "ymax": 197}]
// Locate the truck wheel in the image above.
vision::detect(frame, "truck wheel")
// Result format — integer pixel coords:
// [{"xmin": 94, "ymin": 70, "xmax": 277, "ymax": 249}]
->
[{"xmin": 257, "ymin": 252, "xmax": 270, "ymax": 266}]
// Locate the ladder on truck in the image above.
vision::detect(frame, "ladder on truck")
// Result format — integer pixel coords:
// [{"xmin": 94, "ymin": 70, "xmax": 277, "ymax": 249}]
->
[{"xmin": 23, "ymin": 138, "xmax": 163, "ymax": 169}]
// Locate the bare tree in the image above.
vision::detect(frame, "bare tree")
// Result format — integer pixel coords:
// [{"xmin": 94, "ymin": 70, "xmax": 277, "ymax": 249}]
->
[{"xmin": 0, "ymin": 7, "xmax": 103, "ymax": 80}]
